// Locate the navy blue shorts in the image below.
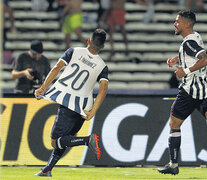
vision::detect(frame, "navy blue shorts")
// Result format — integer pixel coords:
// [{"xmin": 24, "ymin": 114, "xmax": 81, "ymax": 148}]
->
[
  {"xmin": 171, "ymin": 87, "xmax": 207, "ymax": 120},
  {"xmin": 51, "ymin": 105, "xmax": 85, "ymax": 139}
]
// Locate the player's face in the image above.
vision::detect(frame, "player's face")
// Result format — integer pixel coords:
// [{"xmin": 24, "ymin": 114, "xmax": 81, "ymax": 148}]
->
[{"xmin": 174, "ymin": 15, "xmax": 186, "ymax": 35}]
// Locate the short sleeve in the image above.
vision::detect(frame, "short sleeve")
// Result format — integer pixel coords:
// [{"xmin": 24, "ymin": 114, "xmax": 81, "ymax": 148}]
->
[
  {"xmin": 13, "ymin": 54, "xmax": 24, "ymax": 71},
  {"xmin": 97, "ymin": 66, "xmax": 109, "ymax": 82},
  {"xmin": 59, "ymin": 48, "xmax": 74, "ymax": 65},
  {"xmin": 183, "ymin": 40, "xmax": 205, "ymax": 58}
]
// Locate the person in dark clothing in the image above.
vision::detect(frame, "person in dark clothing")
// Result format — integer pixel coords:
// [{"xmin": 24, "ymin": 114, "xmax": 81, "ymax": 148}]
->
[{"xmin": 11, "ymin": 40, "xmax": 51, "ymax": 94}]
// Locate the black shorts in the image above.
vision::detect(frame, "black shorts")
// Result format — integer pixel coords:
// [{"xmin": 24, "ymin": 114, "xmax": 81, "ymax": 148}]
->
[
  {"xmin": 51, "ymin": 105, "xmax": 85, "ymax": 139},
  {"xmin": 171, "ymin": 88, "xmax": 207, "ymax": 120}
]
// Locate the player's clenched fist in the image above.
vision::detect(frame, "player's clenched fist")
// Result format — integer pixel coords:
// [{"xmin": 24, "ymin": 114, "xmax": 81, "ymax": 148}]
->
[{"xmin": 34, "ymin": 87, "xmax": 44, "ymax": 100}]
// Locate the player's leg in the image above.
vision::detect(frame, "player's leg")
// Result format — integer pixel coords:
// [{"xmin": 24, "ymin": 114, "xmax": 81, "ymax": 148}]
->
[
  {"xmin": 158, "ymin": 114, "xmax": 183, "ymax": 175},
  {"xmin": 36, "ymin": 125, "xmax": 91, "ymax": 176},
  {"xmin": 35, "ymin": 146, "xmax": 67, "ymax": 177},
  {"xmin": 53, "ymin": 107, "xmax": 89, "ymax": 149},
  {"xmin": 34, "ymin": 106, "xmax": 69, "ymax": 176},
  {"xmin": 35, "ymin": 105, "xmax": 87, "ymax": 176},
  {"xmin": 197, "ymin": 98, "xmax": 207, "ymax": 119},
  {"xmin": 158, "ymin": 87, "xmax": 195, "ymax": 175},
  {"xmin": 55, "ymin": 109, "xmax": 101, "ymax": 159},
  {"xmin": 169, "ymin": 115, "xmax": 183, "ymax": 164},
  {"xmin": 35, "ymin": 105, "xmax": 79, "ymax": 176}
]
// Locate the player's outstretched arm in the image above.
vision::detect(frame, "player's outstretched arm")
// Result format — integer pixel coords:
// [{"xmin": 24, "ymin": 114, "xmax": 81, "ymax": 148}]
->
[
  {"xmin": 83, "ymin": 80, "xmax": 108, "ymax": 120},
  {"xmin": 34, "ymin": 60, "xmax": 65, "ymax": 100}
]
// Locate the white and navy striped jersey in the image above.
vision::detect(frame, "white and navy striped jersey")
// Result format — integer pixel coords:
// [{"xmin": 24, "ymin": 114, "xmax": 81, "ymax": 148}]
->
[
  {"xmin": 179, "ymin": 32, "xmax": 206, "ymax": 100},
  {"xmin": 44, "ymin": 47, "xmax": 108, "ymax": 116}
]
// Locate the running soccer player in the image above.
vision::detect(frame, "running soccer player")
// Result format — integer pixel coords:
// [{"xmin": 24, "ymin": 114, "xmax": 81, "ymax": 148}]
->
[
  {"xmin": 158, "ymin": 10, "xmax": 207, "ymax": 175},
  {"xmin": 34, "ymin": 28, "xmax": 108, "ymax": 177}
]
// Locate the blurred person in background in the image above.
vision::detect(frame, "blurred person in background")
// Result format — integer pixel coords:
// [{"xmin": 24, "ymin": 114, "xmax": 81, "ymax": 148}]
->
[
  {"xmin": 185, "ymin": 0, "xmax": 204, "ymax": 13},
  {"xmin": 11, "ymin": 40, "xmax": 50, "ymax": 94},
  {"xmin": 106, "ymin": 0, "xmax": 128, "ymax": 60},
  {"xmin": 60, "ymin": 0, "xmax": 86, "ymax": 49},
  {"xmin": 3, "ymin": 0, "xmax": 15, "ymax": 50},
  {"xmin": 97, "ymin": 0, "xmax": 111, "ymax": 29},
  {"xmin": 92, "ymin": 0, "xmax": 103, "ymax": 25},
  {"xmin": 34, "ymin": 28, "xmax": 108, "ymax": 177},
  {"xmin": 135, "ymin": 0, "xmax": 156, "ymax": 24},
  {"xmin": 47, "ymin": 0, "xmax": 55, "ymax": 11},
  {"xmin": 31, "ymin": 0, "xmax": 48, "ymax": 11},
  {"xmin": 158, "ymin": 10, "xmax": 207, "ymax": 175}
]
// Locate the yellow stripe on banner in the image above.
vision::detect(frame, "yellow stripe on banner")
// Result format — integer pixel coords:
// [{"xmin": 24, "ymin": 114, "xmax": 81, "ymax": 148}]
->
[
  {"xmin": 162, "ymin": 97, "xmax": 176, "ymax": 101},
  {"xmin": 0, "ymin": 98, "xmax": 92, "ymax": 165}
]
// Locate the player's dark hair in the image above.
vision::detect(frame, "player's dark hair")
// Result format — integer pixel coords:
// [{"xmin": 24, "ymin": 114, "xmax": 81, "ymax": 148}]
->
[
  {"xmin": 91, "ymin": 28, "xmax": 107, "ymax": 52},
  {"xmin": 178, "ymin": 10, "xmax": 196, "ymax": 27}
]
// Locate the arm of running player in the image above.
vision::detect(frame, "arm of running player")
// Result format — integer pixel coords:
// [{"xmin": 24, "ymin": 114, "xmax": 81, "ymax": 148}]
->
[
  {"xmin": 34, "ymin": 60, "xmax": 65, "ymax": 100},
  {"xmin": 83, "ymin": 80, "xmax": 108, "ymax": 120},
  {"xmin": 175, "ymin": 51, "xmax": 207, "ymax": 78},
  {"xmin": 167, "ymin": 56, "xmax": 179, "ymax": 68}
]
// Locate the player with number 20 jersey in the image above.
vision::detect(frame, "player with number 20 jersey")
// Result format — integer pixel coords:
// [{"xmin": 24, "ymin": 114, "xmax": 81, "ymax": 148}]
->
[
  {"xmin": 44, "ymin": 47, "xmax": 108, "ymax": 116},
  {"xmin": 34, "ymin": 29, "xmax": 108, "ymax": 177}
]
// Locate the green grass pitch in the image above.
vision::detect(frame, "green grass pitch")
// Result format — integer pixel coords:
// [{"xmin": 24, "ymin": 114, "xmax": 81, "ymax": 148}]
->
[{"xmin": 1, "ymin": 166, "xmax": 207, "ymax": 180}]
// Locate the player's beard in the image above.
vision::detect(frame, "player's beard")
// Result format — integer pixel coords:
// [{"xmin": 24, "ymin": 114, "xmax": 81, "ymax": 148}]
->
[{"xmin": 175, "ymin": 29, "xmax": 181, "ymax": 35}]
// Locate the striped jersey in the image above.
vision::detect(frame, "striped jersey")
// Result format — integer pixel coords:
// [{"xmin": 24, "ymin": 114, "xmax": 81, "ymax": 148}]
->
[
  {"xmin": 43, "ymin": 47, "xmax": 108, "ymax": 116},
  {"xmin": 178, "ymin": 32, "xmax": 206, "ymax": 100}
]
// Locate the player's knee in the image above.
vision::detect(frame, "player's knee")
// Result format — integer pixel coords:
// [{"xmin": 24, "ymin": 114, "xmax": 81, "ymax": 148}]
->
[
  {"xmin": 51, "ymin": 139, "xmax": 56, "ymax": 148},
  {"xmin": 169, "ymin": 118, "xmax": 181, "ymax": 129},
  {"xmin": 169, "ymin": 121, "xmax": 177, "ymax": 129},
  {"xmin": 205, "ymin": 112, "xmax": 207, "ymax": 119}
]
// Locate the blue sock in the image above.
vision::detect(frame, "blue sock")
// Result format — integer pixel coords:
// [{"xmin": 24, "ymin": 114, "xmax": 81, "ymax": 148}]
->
[
  {"xmin": 168, "ymin": 129, "xmax": 181, "ymax": 164},
  {"xmin": 57, "ymin": 135, "xmax": 89, "ymax": 149},
  {"xmin": 42, "ymin": 147, "xmax": 66, "ymax": 173}
]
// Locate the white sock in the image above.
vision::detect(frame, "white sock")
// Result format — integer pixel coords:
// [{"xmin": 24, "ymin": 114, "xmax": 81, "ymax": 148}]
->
[{"xmin": 169, "ymin": 161, "xmax": 178, "ymax": 168}]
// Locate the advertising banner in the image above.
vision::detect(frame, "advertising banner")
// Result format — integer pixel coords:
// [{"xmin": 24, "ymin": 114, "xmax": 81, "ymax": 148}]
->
[
  {"xmin": 1, "ymin": 95, "xmax": 207, "ymax": 166},
  {"xmin": 0, "ymin": 98, "xmax": 93, "ymax": 165},
  {"xmin": 84, "ymin": 95, "xmax": 207, "ymax": 166}
]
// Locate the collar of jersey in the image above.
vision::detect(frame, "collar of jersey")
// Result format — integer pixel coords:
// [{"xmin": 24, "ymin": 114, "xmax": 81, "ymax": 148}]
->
[
  {"xmin": 183, "ymin": 31, "xmax": 196, "ymax": 41},
  {"xmin": 86, "ymin": 48, "xmax": 99, "ymax": 57}
]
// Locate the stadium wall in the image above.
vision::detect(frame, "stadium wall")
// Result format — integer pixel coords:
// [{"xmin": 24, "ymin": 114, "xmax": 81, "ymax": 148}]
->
[{"xmin": 0, "ymin": 94, "xmax": 207, "ymax": 166}]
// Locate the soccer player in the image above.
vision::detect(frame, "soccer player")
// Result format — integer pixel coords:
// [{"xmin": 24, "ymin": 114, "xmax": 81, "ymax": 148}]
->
[
  {"xmin": 34, "ymin": 28, "xmax": 108, "ymax": 177},
  {"xmin": 158, "ymin": 10, "xmax": 207, "ymax": 175}
]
